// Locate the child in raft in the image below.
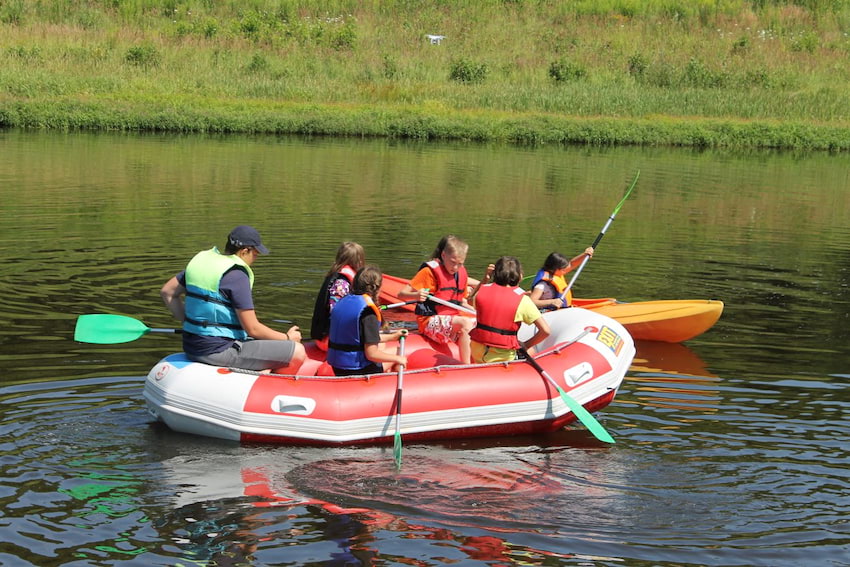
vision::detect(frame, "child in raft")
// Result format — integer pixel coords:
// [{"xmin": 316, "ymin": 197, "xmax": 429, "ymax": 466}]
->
[
  {"xmin": 529, "ymin": 248, "xmax": 594, "ymax": 311},
  {"xmin": 326, "ymin": 265, "xmax": 408, "ymax": 376},
  {"xmin": 469, "ymin": 255, "xmax": 551, "ymax": 363},
  {"xmin": 310, "ymin": 241, "xmax": 366, "ymax": 351},
  {"xmin": 397, "ymin": 235, "xmax": 486, "ymax": 364}
]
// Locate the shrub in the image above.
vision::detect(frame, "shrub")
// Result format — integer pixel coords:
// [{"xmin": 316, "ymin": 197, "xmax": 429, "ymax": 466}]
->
[
  {"xmin": 329, "ymin": 20, "xmax": 357, "ymax": 50},
  {"xmin": 383, "ymin": 55, "xmax": 398, "ymax": 79},
  {"xmin": 7, "ymin": 45, "xmax": 41, "ymax": 60},
  {"xmin": 683, "ymin": 58, "xmax": 726, "ymax": 88},
  {"xmin": 125, "ymin": 44, "xmax": 160, "ymax": 67},
  {"xmin": 449, "ymin": 58, "xmax": 488, "ymax": 83},
  {"xmin": 791, "ymin": 31, "xmax": 819, "ymax": 53},
  {"xmin": 548, "ymin": 59, "xmax": 587, "ymax": 82},
  {"xmin": 245, "ymin": 53, "xmax": 269, "ymax": 74},
  {"xmin": 0, "ymin": 0, "xmax": 24, "ymax": 25},
  {"xmin": 741, "ymin": 68, "xmax": 774, "ymax": 89},
  {"xmin": 203, "ymin": 18, "xmax": 219, "ymax": 39},
  {"xmin": 732, "ymin": 34, "xmax": 750, "ymax": 53},
  {"xmin": 628, "ymin": 53, "xmax": 648, "ymax": 78}
]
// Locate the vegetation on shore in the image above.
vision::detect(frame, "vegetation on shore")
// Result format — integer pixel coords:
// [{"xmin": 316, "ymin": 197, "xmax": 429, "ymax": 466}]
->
[{"xmin": 1, "ymin": 0, "xmax": 849, "ymax": 150}]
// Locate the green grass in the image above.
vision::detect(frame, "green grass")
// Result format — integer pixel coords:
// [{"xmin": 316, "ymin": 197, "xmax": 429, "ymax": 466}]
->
[{"xmin": 2, "ymin": 0, "xmax": 850, "ymax": 149}]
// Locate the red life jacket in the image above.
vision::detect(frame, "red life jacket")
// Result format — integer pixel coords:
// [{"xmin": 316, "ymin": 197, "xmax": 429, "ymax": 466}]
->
[
  {"xmin": 338, "ymin": 265, "xmax": 357, "ymax": 283},
  {"xmin": 415, "ymin": 260, "xmax": 469, "ymax": 316},
  {"xmin": 470, "ymin": 284, "xmax": 525, "ymax": 349}
]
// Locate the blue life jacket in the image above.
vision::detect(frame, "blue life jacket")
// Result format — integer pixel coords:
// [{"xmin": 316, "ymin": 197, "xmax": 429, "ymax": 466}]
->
[
  {"xmin": 183, "ymin": 247, "xmax": 254, "ymax": 340},
  {"xmin": 327, "ymin": 294, "xmax": 382, "ymax": 370}
]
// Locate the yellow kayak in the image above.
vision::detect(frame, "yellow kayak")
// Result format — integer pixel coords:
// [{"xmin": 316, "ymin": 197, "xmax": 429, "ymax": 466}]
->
[
  {"xmin": 574, "ymin": 298, "xmax": 724, "ymax": 343},
  {"xmin": 379, "ymin": 274, "xmax": 723, "ymax": 343}
]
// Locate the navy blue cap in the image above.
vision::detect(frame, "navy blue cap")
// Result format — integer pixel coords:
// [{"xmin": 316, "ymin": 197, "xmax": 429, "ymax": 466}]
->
[{"xmin": 228, "ymin": 225, "xmax": 269, "ymax": 255}]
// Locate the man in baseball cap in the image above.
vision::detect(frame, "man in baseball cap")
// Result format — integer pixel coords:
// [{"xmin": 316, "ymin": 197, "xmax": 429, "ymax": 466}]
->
[{"xmin": 160, "ymin": 225, "xmax": 305, "ymax": 373}]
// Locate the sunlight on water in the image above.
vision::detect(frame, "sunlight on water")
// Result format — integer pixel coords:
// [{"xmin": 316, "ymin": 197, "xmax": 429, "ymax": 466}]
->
[{"xmin": 1, "ymin": 131, "xmax": 849, "ymax": 565}]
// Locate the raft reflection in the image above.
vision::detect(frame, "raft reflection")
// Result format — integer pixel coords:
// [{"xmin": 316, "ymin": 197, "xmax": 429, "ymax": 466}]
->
[{"xmin": 155, "ymin": 444, "xmax": 624, "ymax": 565}]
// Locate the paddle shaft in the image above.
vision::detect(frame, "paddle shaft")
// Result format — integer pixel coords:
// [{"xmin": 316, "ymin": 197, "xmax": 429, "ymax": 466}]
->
[
  {"xmin": 518, "ymin": 347, "xmax": 615, "ymax": 444},
  {"xmin": 395, "ymin": 336, "xmax": 406, "ymax": 417},
  {"xmin": 563, "ymin": 171, "xmax": 640, "ymax": 296},
  {"xmin": 393, "ymin": 335, "xmax": 406, "ymax": 469},
  {"xmin": 425, "ymin": 294, "xmax": 477, "ymax": 315},
  {"xmin": 381, "ymin": 299, "xmax": 419, "ymax": 310}
]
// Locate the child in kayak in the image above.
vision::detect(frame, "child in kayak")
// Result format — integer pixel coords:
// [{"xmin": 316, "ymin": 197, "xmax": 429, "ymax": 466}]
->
[
  {"xmin": 470, "ymin": 256, "xmax": 551, "ymax": 363},
  {"xmin": 397, "ymin": 235, "xmax": 482, "ymax": 364},
  {"xmin": 529, "ymin": 248, "xmax": 594, "ymax": 311},
  {"xmin": 310, "ymin": 241, "xmax": 366, "ymax": 350},
  {"xmin": 327, "ymin": 265, "xmax": 408, "ymax": 376}
]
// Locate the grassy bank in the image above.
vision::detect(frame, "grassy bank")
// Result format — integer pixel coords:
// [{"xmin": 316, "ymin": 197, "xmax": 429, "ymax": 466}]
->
[{"xmin": 2, "ymin": 0, "xmax": 849, "ymax": 150}]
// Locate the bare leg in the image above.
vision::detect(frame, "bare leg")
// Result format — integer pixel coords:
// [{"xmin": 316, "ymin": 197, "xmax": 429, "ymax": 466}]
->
[{"xmin": 452, "ymin": 316, "xmax": 474, "ymax": 364}]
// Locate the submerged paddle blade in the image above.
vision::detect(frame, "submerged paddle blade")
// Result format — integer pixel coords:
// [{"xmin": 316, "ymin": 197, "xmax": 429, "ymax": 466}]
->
[
  {"xmin": 393, "ymin": 432, "xmax": 402, "ymax": 469},
  {"xmin": 554, "ymin": 385, "xmax": 615, "ymax": 444},
  {"xmin": 74, "ymin": 314, "xmax": 151, "ymax": 344}
]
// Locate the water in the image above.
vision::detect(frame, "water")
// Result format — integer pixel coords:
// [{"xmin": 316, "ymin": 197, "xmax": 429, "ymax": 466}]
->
[{"xmin": 1, "ymin": 130, "xmax": 849, "ymax": 566}]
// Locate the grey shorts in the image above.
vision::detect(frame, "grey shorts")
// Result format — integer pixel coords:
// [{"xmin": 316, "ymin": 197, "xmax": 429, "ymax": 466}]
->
[{"xmin": 191, "ymin": 339, "xmax": 296, "ymax": 371}]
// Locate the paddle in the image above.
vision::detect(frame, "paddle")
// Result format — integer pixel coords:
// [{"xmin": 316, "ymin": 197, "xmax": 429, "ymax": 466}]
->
[
  {"xmin": 393, "ymin": 334, "xmax": 407, "ymax": 469},
  {"xmin": 77, "ymin": 300, "xmax": 414, "ymax": 345},
  {"xmin": 380, "ymin": 300, "xmax": 419, "ymax": 310},
  {"xmin": 518, "ymin": 347, "xmax": 615, "ymax": 444},
  {"xmin": 562, "ymin": 170, "xmax": 640, "ymax": 297},
  {"xmin": 425, "ymin": 294, "xmax": 477, "ymax": 316},
  {"xmin": 74, "ymin": 314, "xmax": 181, "ymax": 344}
]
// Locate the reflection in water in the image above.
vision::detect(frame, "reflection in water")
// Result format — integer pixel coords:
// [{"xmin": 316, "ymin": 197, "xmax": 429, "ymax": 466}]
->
[
  {"xmin": 154, "ymin": 448, "xmax": 625, "ymax": 566},
  {"xmin": 631, "ymin": 340, "xmax": 717, "ymax": 378},
  {"xmin": 625, "ymin": 340, "xmax": 722, "ymax": 413},
  {"xmin": 2, "ymin": 131, "xmax": 850, "ymax": 565}
]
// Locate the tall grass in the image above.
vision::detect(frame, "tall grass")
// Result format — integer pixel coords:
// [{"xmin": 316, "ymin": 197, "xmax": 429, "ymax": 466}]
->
[{"xmin": 1, "ymin": 0, "xmax": 850, "ymax": 149}]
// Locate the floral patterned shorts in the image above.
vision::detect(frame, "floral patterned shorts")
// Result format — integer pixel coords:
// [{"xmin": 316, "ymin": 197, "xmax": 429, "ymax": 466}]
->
[{"xmin": 420, "ymin": 315, "xmax": 456, "ymax": 344}]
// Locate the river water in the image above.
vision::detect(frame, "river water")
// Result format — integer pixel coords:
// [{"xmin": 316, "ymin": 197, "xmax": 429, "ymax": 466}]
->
[{"xmin": 1, "ymin": 130, "xmax": 848, "ymax": 566}]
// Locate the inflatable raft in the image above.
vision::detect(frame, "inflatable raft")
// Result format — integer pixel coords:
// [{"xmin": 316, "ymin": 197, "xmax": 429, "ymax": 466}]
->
[{"xmin": 143, "ymin": 308, "xmax": 635, "ymax": 445}]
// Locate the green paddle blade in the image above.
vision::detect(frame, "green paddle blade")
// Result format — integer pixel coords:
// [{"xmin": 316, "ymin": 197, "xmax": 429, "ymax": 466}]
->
[
  {"xmin": 554, "ymin": 385, "xmax": 616, "ymax": 444},
  {"xmin": 74, "ymin": 314, "xmax": 151, "ymax": 344},
  {"xmin": 393, "ymin": 432, "xmax": 402, "ymax": 469}
]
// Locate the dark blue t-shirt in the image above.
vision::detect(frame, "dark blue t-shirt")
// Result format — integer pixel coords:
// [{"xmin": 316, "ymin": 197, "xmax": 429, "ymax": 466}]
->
[{"xmin": 177, "ymin": 267, "xmax": 254, "ymax": 356}]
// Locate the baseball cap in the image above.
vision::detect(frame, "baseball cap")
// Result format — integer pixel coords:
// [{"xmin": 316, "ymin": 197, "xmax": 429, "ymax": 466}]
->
[{"xmin": 227, "ymin": 225, "xmax": 269, "ymax": 255}]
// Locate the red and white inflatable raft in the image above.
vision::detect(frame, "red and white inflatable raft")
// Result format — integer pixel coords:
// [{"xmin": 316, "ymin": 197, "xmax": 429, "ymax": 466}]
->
[{"xmin": 143, "ymin": 308, "xmax": 635, "ymax": 445}]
